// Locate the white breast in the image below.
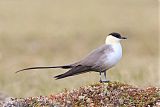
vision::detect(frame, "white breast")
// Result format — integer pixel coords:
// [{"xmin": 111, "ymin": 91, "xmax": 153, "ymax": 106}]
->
[{"xmin": 105, "ymin": 43, "xmax": 122, "ymax": 69}]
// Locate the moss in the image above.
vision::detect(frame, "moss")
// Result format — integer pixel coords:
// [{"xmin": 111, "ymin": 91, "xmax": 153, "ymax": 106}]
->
[{"xmin": 2, "ymin": 81, "xmax": 160, "ymax": 106}]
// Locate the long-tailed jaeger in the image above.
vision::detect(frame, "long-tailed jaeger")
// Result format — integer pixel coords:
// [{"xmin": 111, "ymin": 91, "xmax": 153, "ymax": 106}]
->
[{"xmin": 16, "ymin": 32, "xmax": 127, "ymax": 83}]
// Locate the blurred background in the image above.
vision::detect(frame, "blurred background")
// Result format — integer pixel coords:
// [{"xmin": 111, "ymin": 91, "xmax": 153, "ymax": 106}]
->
[{"xmin": 0, "ymin": 0, "xmax": 159, "ymax": 98}]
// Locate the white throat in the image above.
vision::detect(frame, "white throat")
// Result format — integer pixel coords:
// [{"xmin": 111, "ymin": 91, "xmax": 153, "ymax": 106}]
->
[{"xmin": 105, "ymin": 35, "xmax": 121, "ymax": 45}]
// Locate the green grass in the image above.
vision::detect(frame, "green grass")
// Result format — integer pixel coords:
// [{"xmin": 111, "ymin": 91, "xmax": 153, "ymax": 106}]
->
[{"xmin": 0, "ymin": 0, "xmax": 159, "ymax": 98}]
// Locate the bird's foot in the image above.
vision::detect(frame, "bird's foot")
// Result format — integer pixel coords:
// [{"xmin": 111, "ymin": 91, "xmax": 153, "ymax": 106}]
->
[{"xmin": 99, "ymin": 80, "xmax": 110, "ymax": 83}]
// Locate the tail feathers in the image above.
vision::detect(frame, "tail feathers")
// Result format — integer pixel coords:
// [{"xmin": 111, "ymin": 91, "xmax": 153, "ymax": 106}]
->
[
  {"xmin": 16, "ymin": 65, "xmax": 72, "ymax": 73},
  {"xmin": 54, "ymin": 66, "xmax": 89, "ymax": 79}
]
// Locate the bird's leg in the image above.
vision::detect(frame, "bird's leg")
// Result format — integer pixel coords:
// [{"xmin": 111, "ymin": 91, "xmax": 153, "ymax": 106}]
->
[
  {"xmin": 99, "ymin": 71, "xmax": 109, "ymax": 83},
  {"xmin": 104, "ymin": 71, "xmax": 110, "ymax": 83},
  {"xmin": 99, "ymin": 71, "xmax": 102, "ymax": 83}
]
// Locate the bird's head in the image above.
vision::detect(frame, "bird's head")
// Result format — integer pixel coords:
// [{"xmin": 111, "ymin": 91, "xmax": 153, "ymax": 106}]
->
[{"xmin": 105, "ymin": 32, "xmax": 127, "ymax": 44}]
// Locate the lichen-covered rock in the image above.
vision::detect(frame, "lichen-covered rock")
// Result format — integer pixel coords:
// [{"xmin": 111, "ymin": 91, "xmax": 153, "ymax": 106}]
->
[{"xmin": 2, "ymin": 82, "xmax": 160, "ymax": 107}]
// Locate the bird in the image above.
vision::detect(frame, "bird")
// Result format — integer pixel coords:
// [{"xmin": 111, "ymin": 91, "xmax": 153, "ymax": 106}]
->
[{"xmin": 16, "ymin": 32, "xmax": 127, "ymax": 83}]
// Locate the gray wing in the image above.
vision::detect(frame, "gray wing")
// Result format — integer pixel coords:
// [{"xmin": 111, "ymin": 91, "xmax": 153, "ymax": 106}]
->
[
  {"xmin": 54, "ymin": 65, "xmax": 90, "ymax": 79},
  {"xmin": 54, "ymin": 44, "xmax": 113, "ymax": 79},
  {"xmin": 73, "ymin": 44, "xmax": 113, "ymax": 70}
]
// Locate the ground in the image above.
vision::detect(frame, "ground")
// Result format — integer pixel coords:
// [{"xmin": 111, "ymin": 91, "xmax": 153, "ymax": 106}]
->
[{"xmin": 1, "ymin": 81, "xmax": 160, "ymax": 107}]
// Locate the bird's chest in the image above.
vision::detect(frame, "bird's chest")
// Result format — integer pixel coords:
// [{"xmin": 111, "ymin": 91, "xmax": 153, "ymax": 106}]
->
[{"xmin": 104, "ymin": 44, "xmax": 122, "ymax": 68}]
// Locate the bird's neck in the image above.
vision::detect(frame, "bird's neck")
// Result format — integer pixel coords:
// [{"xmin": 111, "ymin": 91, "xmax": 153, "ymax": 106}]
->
[{"xmin": 105, "ymin": 39, "xmax": 120, "ymax": 45}]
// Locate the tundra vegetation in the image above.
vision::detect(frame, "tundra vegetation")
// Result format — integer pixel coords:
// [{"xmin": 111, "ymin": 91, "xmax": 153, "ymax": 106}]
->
[{"xmin": 2, "ymin": 82, "xmax": 160, "ymax": 106}]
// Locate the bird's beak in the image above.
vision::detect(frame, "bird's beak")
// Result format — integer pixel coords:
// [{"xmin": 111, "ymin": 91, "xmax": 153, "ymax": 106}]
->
[{"xmin": 121, "ymin": 37, "xmax": 127, "ymax": 39}]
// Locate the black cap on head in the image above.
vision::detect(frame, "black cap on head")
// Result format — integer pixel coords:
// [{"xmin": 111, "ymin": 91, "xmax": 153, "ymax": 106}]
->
[
  {"xmin": 109, "ymin": 32, "xmax": 121, "ymax": 39},
  {"xmin": 109, "ymin": 32, "xmax": 127, "ymax": 39}
]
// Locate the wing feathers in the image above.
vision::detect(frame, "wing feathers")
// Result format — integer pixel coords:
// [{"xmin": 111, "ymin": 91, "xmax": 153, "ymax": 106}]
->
[{"xmin": 54, "ymin": 65, "xmax": 90, "ymax": 79}]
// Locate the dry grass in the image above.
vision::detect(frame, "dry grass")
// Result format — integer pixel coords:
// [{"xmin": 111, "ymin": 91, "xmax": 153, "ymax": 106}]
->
[{"xmin": 0, "ymin": 0, "xmax": 159, "ymax": 98}]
